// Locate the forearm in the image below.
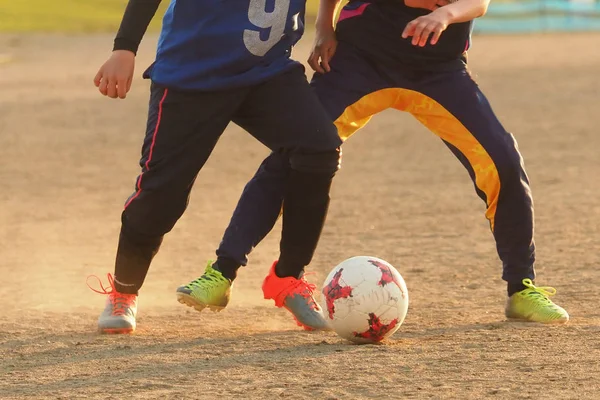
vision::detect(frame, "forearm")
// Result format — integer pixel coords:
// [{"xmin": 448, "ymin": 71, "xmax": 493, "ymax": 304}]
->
[
  {"xmin": 315, "ymin": 0, "xmax": 342, "ymax": 32},
  {"xmin": 443, "ymin": 0, "xmax": 490, "ymax": 24},
  {"xmin": 113, "ymin": 0, "xmax": 163, "ymax": 55}
]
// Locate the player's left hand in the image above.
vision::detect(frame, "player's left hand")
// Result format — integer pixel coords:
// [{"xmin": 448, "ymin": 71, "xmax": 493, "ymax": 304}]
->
[
  {"xmin": 308, "ymin": 29, "xmax": 338, "ymax": 74},
  {"xmin": 402, "ymin": 7, "xmax": 452, "ymax": 47}
]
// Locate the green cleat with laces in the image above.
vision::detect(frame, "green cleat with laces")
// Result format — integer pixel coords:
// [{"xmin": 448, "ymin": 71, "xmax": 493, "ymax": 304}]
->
[
  {"xmin": 505, "ymin": 279, "xmax": 569, "ymax": 324},
  {"xmin": 176, "ymin": 262, "xmax": 232, "ymax": 312}
]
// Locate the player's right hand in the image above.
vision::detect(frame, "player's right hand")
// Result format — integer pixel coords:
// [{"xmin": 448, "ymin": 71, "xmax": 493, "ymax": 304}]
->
[
  {"xmin": 402, "ymin": 5, "xmax": 452, "ymax": 47},
  {"xmin": 93, "ymin": 50, "xmax": 135, "ymax": 99},
  {"xmin": 308, "ymin": 29, "xmax": 338, "ymax": 74}
]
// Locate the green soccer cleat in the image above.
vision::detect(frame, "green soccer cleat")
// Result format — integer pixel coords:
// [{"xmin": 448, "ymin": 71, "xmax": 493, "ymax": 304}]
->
[
  {"xmin": 505, "ymin": 279, "xmax": 569, "ymax": 324},
  {"xmin": 176, "ymin": 262, "xmax": 232, "ymax": 312}
]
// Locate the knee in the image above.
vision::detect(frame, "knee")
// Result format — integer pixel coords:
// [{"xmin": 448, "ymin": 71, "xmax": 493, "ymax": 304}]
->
[
  {"xmin": 494, "ymin": 133, "xmax": 527, "ymax": 184},
  {"xmin": 120, "ymin": 212, "xmax": 167, "ymax": 244},
  {"xmin": 289, "ymin": 147, "xmax": 342, "ymax": 175},
  {"xmin": 259, "ymin": 151, "xmax": 291, "ymax": 176},
  {"xmin": 122, "ymin": 191, "xmax": 187, "ymax": 237}
]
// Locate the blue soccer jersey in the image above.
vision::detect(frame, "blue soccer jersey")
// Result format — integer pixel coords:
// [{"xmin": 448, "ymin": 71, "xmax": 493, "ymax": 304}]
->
[{"xmin": 145, "ymin": 0, "xmax": 306, "ymax": 90}]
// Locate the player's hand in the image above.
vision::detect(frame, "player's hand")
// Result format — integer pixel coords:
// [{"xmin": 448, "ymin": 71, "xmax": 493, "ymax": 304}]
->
[
  {"xmin": 402, "ymin": 7, "xmax": 452, "ymax": 47},
  {"xmin": 404, "ymin": 0, "xmax": 451, "ymax": 11},
  {"xmin": 308, "ymin": 29, "xmax": 338, "ymax": 74},
  {"xmin": 93, "ymin": 50, "xmax": 135, "ymax": 99}
]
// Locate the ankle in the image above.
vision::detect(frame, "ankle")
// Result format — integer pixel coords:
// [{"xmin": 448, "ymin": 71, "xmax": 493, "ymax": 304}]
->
[
  {"xmin": 275, "ymin": 260, "xmax": 304, "ymax": 279},
  {"xmin": 507, "ymin": 280, "xmax": 532, "ymax": 296},
  {"xmin": 214, "ymin": 258, "xmax": 241, "ymax": 281},
  {"xmin": 114, "ymin": 277, "xmax": 139, "ymax": 295}
]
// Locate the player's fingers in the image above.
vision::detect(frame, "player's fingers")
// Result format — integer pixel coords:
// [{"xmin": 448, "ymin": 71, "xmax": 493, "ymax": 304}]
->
[
  {"xmin": 307, "ymin": 53, "xmax": 318, "ymax": 73},
  {"xmin": 321, "ymin": 44, "xmax": 336, "ymax": 73},
  {"xmin": 106, "ymin": 78, "xmax": 118, "ymax": 99},
  {"xmin": 117, "ymin": 77, "xmax": 128, "ymax": 99},
  {"xmin": 411, "ymin": 21, "xmax": 428, "ymax": 46},
  {"xmin": 321, "ymin": 56, "xmax": 331, "ymax": 73},
  {"xmin": 93, "ymin": 68, "xmax": 103, "ymax": 87},
  {"xmin": 317, "ymin": 49, "xmax": 329, "ymax": 73},
  {"xmin": 98, "ymin": 75, "xmax": 109, "ymax": 96},
  {"xmin": 309, "ymin": 49, "xmax": 325, "ymax": 74},
  {"xmin": 430, "ymin": 25, "xmax": 444, "ymax": 45},
  {"xmin": 307, "ymin": 51, "xmax": 315, "ymax": 69},
  {"xmin": 126, "ymin": 77, "xmax": 133, "ymax": 93},
  {"xmin": 402, "ymin": 20, "xmax": 417, "ymax": 39},
  {"xmin": 418, "ymin": 24, "xmax": 435, "ymax": 47}
]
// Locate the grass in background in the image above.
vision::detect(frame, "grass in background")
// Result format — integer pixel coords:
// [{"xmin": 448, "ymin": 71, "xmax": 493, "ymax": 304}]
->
[
  {"xmin": 0, "ymin": 0, "xmax": 321, "ymax": 33},
  {"xmin": 1, "ymin": 0, "xmax": 528, "ymax": 34},
  {"xmin": 0, "ymin": 0, "xmax": 162, "ymax": 33}
]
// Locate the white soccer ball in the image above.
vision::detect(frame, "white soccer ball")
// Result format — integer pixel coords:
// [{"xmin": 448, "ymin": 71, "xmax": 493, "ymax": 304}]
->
[{"xmin": 321, "ymin": 256, "xmax": 409, "ymax": 344}]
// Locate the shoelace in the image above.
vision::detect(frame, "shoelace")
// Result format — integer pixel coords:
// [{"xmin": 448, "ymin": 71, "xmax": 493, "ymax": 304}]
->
[
  {"xmin": 87, "ymin": 273, "xmax": 136, "ymax": 316},
  {"xmin": 288, "ymin": 273, "xmax": 319, "ymax": 310},
  {"xmin": 521, "ymin": 278, "xmax": 557, "ymax": 305},
  {"xmin": 187, "ymin": 270, "xmax": 225, "ymax": 289},
  {"xmin": 87, "ymin": 273, "xmax": 116, "ymax": 295}
]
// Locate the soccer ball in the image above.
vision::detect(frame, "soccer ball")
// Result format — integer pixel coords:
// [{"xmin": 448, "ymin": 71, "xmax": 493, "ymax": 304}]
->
[{"xmin": 321, "ymin": 256, "xmax": 409, "ymax": 344}]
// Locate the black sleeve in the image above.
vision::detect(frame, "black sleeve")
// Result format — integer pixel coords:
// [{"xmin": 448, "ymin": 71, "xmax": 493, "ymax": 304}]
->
[{"xmin": 113, "ymin": 0, "xmax": 163, "ymax": 55}]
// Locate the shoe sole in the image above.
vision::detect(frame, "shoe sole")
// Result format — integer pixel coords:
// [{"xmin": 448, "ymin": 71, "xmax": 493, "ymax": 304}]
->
[
  {"xmin": 506, "ymin": 316, "xmax": 569, "ymax": 324},
  {"xmin": 176, "ymin": 293, "xmax": 226, "ymax": 313},
  {"xmin": 293, "ymin": 317, "xmax": 315, "ymax": 331},
  {"xmin": 283, "ymin": 306, "xmax": 332, "ymax": 332},
  {"xmin": 99, "ymin": 327, "xmax": 135, "ymax": 334},
  {"xmin": 292, "ymin": 317, "xmax": 334, "ymax": 331}
]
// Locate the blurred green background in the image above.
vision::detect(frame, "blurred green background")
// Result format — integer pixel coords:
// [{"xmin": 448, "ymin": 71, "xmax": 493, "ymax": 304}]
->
[
  {"xmin": 0, "ymin": 0, "xmax": 322, "ymax": 33},
  {"xmin": 0, "ymin": 0, "xmax": 566, "ymax": 34}
]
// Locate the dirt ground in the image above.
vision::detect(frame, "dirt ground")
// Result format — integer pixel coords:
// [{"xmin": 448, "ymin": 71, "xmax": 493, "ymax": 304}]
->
[{"xmin": 1, "ymin": 30, "xmax": 599, "ymax": 399}]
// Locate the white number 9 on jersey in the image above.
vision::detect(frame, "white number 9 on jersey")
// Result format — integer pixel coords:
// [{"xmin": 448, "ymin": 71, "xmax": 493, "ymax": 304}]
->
[{"xmin": 243, "ymin": 0, "xmax": 291, "ymax": 57}]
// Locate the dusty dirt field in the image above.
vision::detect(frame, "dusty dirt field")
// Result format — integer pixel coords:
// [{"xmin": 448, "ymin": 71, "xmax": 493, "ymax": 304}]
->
[{"xmin": 1, "ymin": 31, "xmax": 599, "ymax": 399}]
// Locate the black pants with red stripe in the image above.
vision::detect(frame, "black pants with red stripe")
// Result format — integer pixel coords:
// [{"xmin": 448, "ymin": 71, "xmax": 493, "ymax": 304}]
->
[{"xmin": 113, "ymin": 66, "xmax": 342, "ymax": 294}]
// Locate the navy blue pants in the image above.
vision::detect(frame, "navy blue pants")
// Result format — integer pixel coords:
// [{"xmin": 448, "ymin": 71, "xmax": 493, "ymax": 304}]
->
[
  {"xmin": 216, "ymin": 41, "xmax": 535, "ymax": 292},
  {"xmin": 114, "ymin": 66, "xmax": 342, "ymax": 294}
]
